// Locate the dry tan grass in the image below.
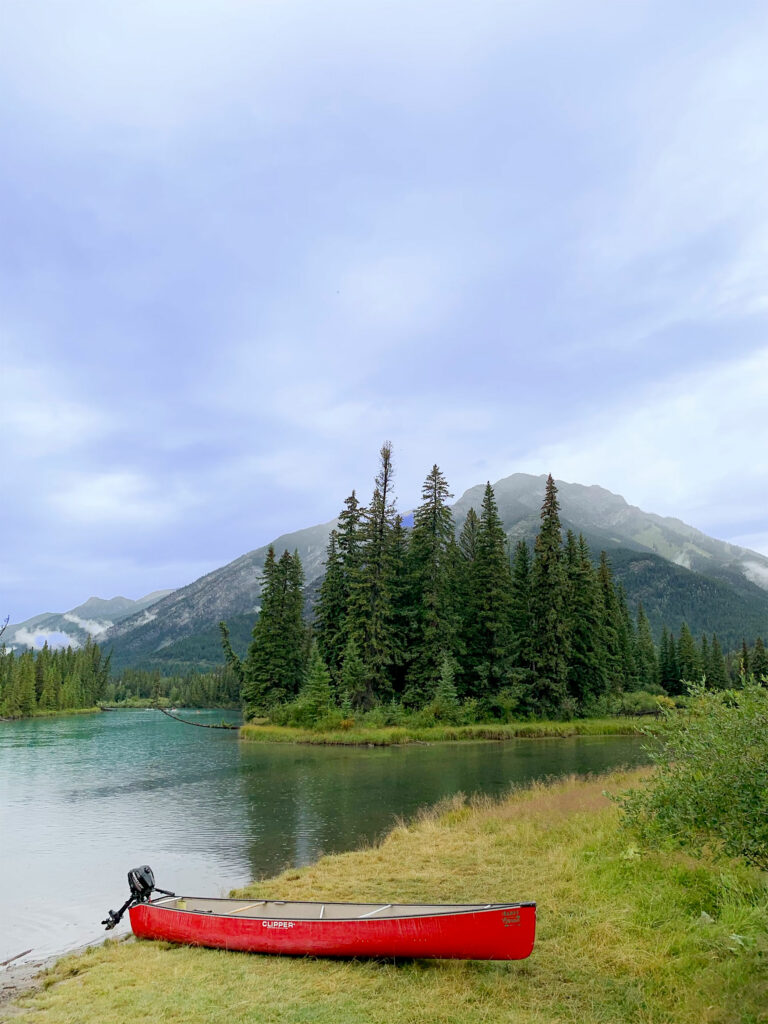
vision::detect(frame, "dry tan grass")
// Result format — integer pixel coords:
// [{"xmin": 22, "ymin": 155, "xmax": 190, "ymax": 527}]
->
[{"xmin": 4, "ymin": 767, "xmax": 767, "ymax": 1024}]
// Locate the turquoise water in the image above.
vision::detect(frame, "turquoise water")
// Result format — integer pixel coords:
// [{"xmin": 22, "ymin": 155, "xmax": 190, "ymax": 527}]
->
[{"xmin": 0, "ymin": 710, "xmax": 647, "ymax": 963}]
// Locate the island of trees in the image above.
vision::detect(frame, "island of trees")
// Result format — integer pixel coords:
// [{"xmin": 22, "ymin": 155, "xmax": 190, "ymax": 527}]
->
[
  {"xmin": 220, "ymin": 444, "xmax": 768, "ymax": 726},
  {"xmin": 2, "ymin": 445, "xmax": 767, "ymax": 721}
]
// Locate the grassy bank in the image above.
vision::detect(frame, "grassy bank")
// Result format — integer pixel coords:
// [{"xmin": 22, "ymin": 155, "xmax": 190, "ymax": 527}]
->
[
  {"xmin": 240, "ymin": 716, "xmax": 644, "ymax": 745},
  {"xmin": 6, "ymin": 767, "xmax": 767, "ymax": 1024},
  {"xmin": 0, "ymin": 706, "xmax": 102, "ymax": 723}
]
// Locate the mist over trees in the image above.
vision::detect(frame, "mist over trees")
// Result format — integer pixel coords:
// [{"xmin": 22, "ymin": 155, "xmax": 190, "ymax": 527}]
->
[{"xmin": 221, "ymin": 445, "xmax": 768, "ymax": 722}]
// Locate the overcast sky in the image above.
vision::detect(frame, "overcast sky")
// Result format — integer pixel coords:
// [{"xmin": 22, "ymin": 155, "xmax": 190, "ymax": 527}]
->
[{"xmin": 2, "ymin": 0, "xmax": 768, "ymax": 621}]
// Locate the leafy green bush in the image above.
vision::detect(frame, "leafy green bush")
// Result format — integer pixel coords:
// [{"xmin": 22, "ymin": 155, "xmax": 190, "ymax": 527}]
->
[{"xmin": 618, "ymin": 682, "xmax": 768, "ymax": 869}]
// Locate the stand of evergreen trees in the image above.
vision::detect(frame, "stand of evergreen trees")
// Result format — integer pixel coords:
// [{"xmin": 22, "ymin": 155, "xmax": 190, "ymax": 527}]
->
[
  {"xmin": 0, "ymin": 638, "xmax": 110, "ymax": 717},
  {"xmin": 222, "ymin": 446, "xmax": 767, "ymax": 723}
]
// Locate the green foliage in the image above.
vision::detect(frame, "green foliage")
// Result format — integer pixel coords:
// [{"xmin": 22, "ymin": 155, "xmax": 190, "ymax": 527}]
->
[
  {"xmin": 429, "ymin": 653, "xmax": 460, "ymax": 723},
  {"xmin": 618, "ymin": 682, "xmax": 768, "ymax": 869},
  {"xmin": 0, "ymin": 637, "xmax": 111, "ymax": 718},
  {"xmin": 528, "ymin": 475, "xmax": 569, "ymax": 711},
  {"xmin": 751, "ymin": 636, "xmax": 768, "ymax": 681}
]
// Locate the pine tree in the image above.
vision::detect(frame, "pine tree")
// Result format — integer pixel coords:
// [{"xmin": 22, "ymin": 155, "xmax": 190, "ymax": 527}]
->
[
  {"xmin": 677, "ymin": 623, "xmax": 700, "ymax": 684},
  {"xmin": 314, "ymin": 531, "xmax": 347, "ymax": 680},
  {"xmin": 740, "ymin": 638, "xmax": 751, "ymax": 678},
  {"xmin": 564, "ymin": 532, "xmax": 607, "ymax": 706},
  {"xmin": 463, "ymin": 483, "xmax": 513, "ymax": 702},
  {"xmin": 346, "ymin": 442, "xmax": 398, "ymax": 704},
  {"xmin": 707, "ymin": 634, "xmax": 729, "ymax": 689},
  {"xmin": 616, "ymin": 585, "xmax": 638, "ymax": 690},
  {"xmin": 529, "ymin": 476, "xmax": 569, "ymax": 713},
  {"xmin": 597, "ymin": 552, "xmax": 622, "ymax": 692},
  {"xmin": 635, "ymin": 603, "xmax": 657, "ymax": 690},
  {"xmin": 458, "ymin": 508, "xmax": 479, "ymax": 562},
  {"xmin": 16, "ymin": 651, "xmax": 37, "ymax": 716},
  {"xmin": 339, "ymin": 636, "xmax": 368, "ymax": 708},
  {"xmin": 431, "ymin": 653, "xmax": 460, "ymax": 723},
  {"xmin": 240, "ymin": 547, "xmax": 308, "ymax": 714},
  {"xmin": 406, "ymin": 465, "xmax": 456, "ymax": 705},
  {"xmin": 300, "ymin": 643, "xmax": 334, "ymax": 724},
  {"xmin": 751, "ymin": 636, "xmax": 768, "ymax": 682},
  {"xmin": 509, "ymin": 540, "xmax": 534, "ymax": 684}
]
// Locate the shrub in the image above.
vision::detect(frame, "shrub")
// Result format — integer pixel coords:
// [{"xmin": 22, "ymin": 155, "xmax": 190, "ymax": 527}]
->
[{"xmin": 617, "ymin": 682, "xmax": 768, "ymax": 869}]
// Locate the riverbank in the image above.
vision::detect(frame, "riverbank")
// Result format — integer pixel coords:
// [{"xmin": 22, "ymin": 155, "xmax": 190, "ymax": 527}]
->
[
  {"xmin": 240, "ymin": 716, "xmax": 644, "ymax": 745},
  {"xmin": 0, "ymin": 706, "xmax": 102, "ymax": 723},
  {"xmin": 5, "ymin": 767, "xmax": 766, "ymax": 1024}
]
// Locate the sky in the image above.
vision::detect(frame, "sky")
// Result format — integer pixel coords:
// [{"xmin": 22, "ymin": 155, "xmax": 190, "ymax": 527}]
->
[{"xmin": 2, "ymin": 0, "xmax": 768, "ymax": 621}]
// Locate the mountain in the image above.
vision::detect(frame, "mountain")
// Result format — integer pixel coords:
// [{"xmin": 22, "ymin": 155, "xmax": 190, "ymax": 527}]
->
[
  {"xmin": 101, "ymin": 474, "xmax": 768, "ymax": 671},
  {"xmin": 3, "ymin": 591, "xmax": 173, "ymax": 652}
]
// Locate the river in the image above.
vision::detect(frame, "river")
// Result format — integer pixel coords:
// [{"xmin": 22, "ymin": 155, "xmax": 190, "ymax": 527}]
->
[{"xmin": 0, "ymin": 709, "xmax": 647, "ymax": 964}]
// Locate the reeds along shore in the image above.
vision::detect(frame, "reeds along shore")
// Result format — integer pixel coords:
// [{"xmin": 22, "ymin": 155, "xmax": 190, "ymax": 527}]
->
[
  {"xmin": 6, "ymin": 767, "xmax": 768, "ymax": 1024},
  {"xmin": 239, "ymin": 716, "xmax": 643, "ymax": 745}
]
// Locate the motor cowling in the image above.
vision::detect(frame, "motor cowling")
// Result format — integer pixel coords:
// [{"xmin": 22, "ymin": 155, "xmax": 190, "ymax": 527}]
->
[
  {"xmin": 128, "ymin": 865, "xmax": 156, "ymax": 902},
  {"xmin": 102, "ymin": 865, "xmax": 174, "ymax": 930}
]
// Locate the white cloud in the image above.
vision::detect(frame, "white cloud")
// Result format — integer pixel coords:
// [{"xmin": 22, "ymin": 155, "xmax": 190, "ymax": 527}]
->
[
  {"xmin": 512, "ymin": 346, "xmax": 768, "ymax": 536},
  {"xmin": 62, "ymin": 612, "xmax": 112, "ymax": 636},
  {"xmin": 50, "ymin": 471, "xmax": 190, "ymax": 527},
  {"xmin": 12, "ymin": 628, "xmax": 80, "ymax": 650}
]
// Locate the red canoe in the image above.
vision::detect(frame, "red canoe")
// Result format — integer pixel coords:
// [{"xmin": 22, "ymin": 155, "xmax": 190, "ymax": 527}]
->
[{"xmin": 130, "ymin": 896, "xmax": 536, "ymax": 960}]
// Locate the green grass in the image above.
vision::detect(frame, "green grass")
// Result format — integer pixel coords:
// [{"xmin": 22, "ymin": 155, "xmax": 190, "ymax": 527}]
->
[
  {"xmin": 6, "ymin": 768, "xmax": 767, "ymax": 1023},
  {"xmin": 1, "ymin": 706, "xmax": 103, "ymax": 722},
  {"xmin": 239, "ymin": 717, "xmax": 644, "ymax": 745}
]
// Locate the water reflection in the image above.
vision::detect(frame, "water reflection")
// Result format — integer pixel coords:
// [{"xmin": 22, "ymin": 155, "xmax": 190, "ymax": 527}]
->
[{"xmin": 0, "ymin": 711, "xmax": 646, "ymax": 963}]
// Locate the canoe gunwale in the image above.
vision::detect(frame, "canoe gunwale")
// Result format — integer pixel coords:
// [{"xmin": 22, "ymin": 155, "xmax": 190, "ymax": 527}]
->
[{"xmin": 147, "ymin": 896, "xmax": 536, "ymax": 923}]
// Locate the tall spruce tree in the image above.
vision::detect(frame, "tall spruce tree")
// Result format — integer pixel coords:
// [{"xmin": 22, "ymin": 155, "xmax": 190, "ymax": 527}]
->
[
  {"xmin": 564, "ymin": 531, "xmax": 607, "ymax": 707},
  {"xmin": 346, "ymin": 442, "xmax": 398, "ymax": 704},
  {"xmin": 236, "ymin": 546, "xmax": 308, "ymax": 715},
  {"xmin": 752, "ymin": 636, "xmax": 768, "ymax": 682},
  {"xmin": 509, "ymin": 539, "xmax": 534, "ymax": 687},
  {"xmin": 597, "ymin": 552, "xmax": 623, "ymax": 692},
  {"xmin": 406, "ymin": 465, "xmax": 456, "ymax": 705},
  {"xmin": 529, "ymin": 475, "xmax": 570, "ymax": 713},
  {"xmin": 677, "ymin": 622, "xmax": 700, "ymax": 684},
  {"xmin": 635, "ymin": 603, "xmax": 657, "ymax": 690},
  {"xmin": 461, "ymin": 483, "xmax": 513, "ymax": 701},
  {"xmin": 314, "ymin": 530, "xmax": 347, "ymax": 680},
  {"xmin": 740, "ymin": 638, "xmax": 751, "ymax": 678},
  {"xmin": 707, "ymin": 633, "xmax": 729, "ymax": 689}
]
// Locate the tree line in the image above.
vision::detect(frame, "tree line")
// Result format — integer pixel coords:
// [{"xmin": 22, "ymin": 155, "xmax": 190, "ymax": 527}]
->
[
  {"xmin": 0, "ymin": 637, "xmax": 110, "ymax": 717},
  {"xmin": 222, "ymin": 444, "xmax": 767, "ymax": 723}
]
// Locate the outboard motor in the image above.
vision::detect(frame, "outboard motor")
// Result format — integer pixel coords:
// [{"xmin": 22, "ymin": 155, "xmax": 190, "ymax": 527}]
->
[{"xmin": 102, "ymin": 865, "xmax": 175, "ymax": 930}]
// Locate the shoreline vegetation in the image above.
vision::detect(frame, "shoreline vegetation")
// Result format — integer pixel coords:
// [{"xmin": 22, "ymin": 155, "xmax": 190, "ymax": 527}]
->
[
  {"xmin": 5, "ymin": 767, "xmax": 767, "ymax": 1023},
  {"xmin": 239, "ymin": 716, "xmax": 644, "ymax": 745}
]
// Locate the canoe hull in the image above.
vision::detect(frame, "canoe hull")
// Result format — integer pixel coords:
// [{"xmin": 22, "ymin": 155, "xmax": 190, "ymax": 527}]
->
[{"xmin": 129, "ymin": 901, "xmax": 535, "ymax": 960}]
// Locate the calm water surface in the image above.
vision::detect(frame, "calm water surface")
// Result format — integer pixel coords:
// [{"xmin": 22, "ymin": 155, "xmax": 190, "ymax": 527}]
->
[{"xmin": 0, "ymin": 710, "xmax": 647, "ymax": 963}]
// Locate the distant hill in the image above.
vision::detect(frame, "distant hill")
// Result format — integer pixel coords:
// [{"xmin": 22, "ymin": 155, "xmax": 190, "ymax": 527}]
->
[
  {"xmin": 3, "ymin": 591, "xmax": 173, "ymax": 652},
  {"xmin": 99, "ymin": 474, "xmax": 768, "ymax": 671}
]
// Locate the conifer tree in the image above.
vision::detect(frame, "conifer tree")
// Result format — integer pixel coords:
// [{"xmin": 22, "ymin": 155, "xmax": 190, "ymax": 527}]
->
[
  {"xmin": 616, "ymin": 584, "xmax": 638, "ymax": 690},
  {"xmin": 529, "ymin": 476, "xmax": 570, "ymax": 712},
  {"xmin": 346, "ymin": 442, "xmax": 399, "ymax": 703},
  {"xmin": 16, "ymin": 650, "xmax": 37, "ymax": 717},
  {"xmin": 677, "ymin": 622, "xmax": 700, "ymax": 684},
  {"xmin": 739, "ymin": 638, "xmax": 750, "ymax": 678},
  {"xmin": 635, "ymin": 603, "xmax": 657, "ymax": 690},
  {"xmin": 340, "ymin": 636, "xmax": 368, "ymax": 708},
  {"xmin": 386, "ymin": 514, "xmax": 412, "ymax": 698},
  {"xmin": 751, "ymin": 636, "xmax": 768, "ymax": 682},
  {"xmin": 431, "ymin": 653, "xmax": 460, "ymax": 723},
  {"xmin": 458, "ymin": 508, "xmax": 479, "ymax": 562},
  {"xmin": 406, "ymin": 465, "xmax": 456, "ymax": 705},
  {"xmin": 564, "ymin": 532, "xmax": 606, "ymax": 706},
  {"xmin": 707, "ymin": 634, "xmax": 729, "ymax": 689},
  {"xmin": 300, "ymin": 642, "xmax": 334, "ymax": 724},
  {"xmin": 597, "ymin": 552, "xmax": 623, "ymax": 691},
  {"xmin": 509, "ymin": 539, "xmax": 533, "ymax": 685},
  {"xmin": 239, "ymin": 547, "xmax": 308, "ymax": 715},
  {"xmin": 463, "ymin": 483, "xmax": 513, "ymax": 701},
  {"xmin": 314, "ymin": 530, "xmax": 347, "ymax": 680}
]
